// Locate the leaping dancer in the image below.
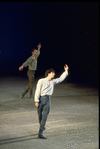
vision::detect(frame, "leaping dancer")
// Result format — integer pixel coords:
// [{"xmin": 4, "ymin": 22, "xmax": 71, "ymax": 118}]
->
[{"xmin": 19, "ymin": 43, "xmax": 41, "ymax": 99}]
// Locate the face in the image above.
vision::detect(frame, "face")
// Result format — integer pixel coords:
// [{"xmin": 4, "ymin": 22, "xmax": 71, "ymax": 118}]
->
[
  {"xmin": 32, "ymin": 50, "xmax": 37, "ymax": 56},
  {"xmin": 49, "ymin": 72, "xmax": 55, "ymax": 79}
]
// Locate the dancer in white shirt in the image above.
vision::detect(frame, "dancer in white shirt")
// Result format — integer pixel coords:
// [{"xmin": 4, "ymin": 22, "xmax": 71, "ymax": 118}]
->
[{"xmin": 34, "ymin": 64, "xmax": 69, "ymax": 139}]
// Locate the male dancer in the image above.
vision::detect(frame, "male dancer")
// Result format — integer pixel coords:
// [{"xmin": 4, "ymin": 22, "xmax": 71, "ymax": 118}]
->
[
  {"xmin": 19, "ymin": 43, "xmax": 41, "ymax": 99},
  {"xmin": 34, "ymin": 64, "xmax": 69, "ymax": 139}
]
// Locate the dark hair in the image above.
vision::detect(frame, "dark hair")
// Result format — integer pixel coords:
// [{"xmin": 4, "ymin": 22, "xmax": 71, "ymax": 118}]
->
[
  {"xmin": 45, "ymin": 68, "xmax": 55, "ymax": 77},
  {"xmin": 31, "ymin": 48, "xmax": 37, "ymax": 53}
]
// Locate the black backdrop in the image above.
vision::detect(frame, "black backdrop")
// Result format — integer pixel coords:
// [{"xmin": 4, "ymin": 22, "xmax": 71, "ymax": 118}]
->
[{"xmin": 0, "ymin": 2, "xmax": 99, "ymax": 87}]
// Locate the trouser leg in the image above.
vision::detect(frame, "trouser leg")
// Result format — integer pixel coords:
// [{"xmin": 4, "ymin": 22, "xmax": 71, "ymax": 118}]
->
[
  {"xmin": 37, "ymin": 102, "xmax": 43, "ymax": 124},
  {"xmin": 27, "ymin": 70, "xmax": 35, "ymax": 98},
  {"xmin": 38, "ymin": 97, "xmax": 50, "ymax": 135},
  {"xmin": 20, "ymin": 87, "xmax": 29, "ymax": 99}
]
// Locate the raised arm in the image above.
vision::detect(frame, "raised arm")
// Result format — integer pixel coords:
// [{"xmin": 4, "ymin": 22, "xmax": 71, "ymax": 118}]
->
[
  {"xmin": 53, "ymin": 64, "xmax": 69, "ymax": 85},
  {"xmin": 36, "ymin": 43, "xmax": 41, "ymax": 58}
]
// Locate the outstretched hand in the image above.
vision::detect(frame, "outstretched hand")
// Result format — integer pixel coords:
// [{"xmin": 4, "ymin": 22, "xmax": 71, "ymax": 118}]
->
[
  {"xmin": 19, "ymin": 65, "xmax": 23, "ymax": 71},
  {"xmin": 64, "ymin": 64, "xmax": 69, "ymax": 71}
]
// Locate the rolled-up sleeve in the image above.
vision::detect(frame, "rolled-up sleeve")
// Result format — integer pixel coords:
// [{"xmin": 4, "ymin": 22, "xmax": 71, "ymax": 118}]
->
[
  {"xmin": 34, "ymin": 79, "xmax": 43, "ymax": 103},
  {"xmin": 53, "ymin": 71, "xmax": 68, "ymax": 85}
]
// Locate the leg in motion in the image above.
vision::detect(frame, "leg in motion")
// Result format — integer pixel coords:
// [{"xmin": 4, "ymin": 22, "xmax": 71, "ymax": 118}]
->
[
  {"xmin": 27, "ymin": 70, "xmax": 35, "ymax": 99},
  {"xmin": 20, "ymin": 87, "xmax": 29, "ymax": 99}
]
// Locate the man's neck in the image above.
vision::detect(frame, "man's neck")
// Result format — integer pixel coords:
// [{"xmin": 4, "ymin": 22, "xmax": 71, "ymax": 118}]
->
[
  {"xmin": 32, "ymin": 54, "xmax": 35, "ymax": 57},
  {"xmin": 46, "ymin": 76, "xmax": 51, "ymax": 81}
]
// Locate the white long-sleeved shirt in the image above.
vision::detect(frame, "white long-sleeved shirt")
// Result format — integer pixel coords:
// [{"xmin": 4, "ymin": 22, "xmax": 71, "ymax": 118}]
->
[{"xmin": 34, "ymin": 71, "xmax": 68, "ymax": 102}]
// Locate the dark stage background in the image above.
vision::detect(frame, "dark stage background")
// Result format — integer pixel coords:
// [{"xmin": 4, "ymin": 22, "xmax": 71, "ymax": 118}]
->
[{"xmin": 0, "ymin": 2, "xmax": 99, "ymax": 87}]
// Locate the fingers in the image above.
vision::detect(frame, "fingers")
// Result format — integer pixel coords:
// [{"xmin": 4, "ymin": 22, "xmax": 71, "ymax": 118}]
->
[
  {"xmin": 19, "ymin": 67, "xmax": 21, "ymax": 71},
  {"xmin": 39, "ymin": 43, "xmax": 41, "ymax": 45},
  {"xmin": 65, "ymin": 64, "xmax": 68, "ymax": 67},
  {"xmin": 19, "ymin": 67, "xmax": 22, "ymax": 71},
  {"xmin": 19, "ymin": 67, "xmax": 23, "ymax": 71},
  {"xmin": 35, "ymin": 103, "xmax": 39, "ymax": 108},
  {"xmin": 64, "ymin": 64, "xmax": 69, "ymax": 71},
  {"xmin": 19, "ymin": 65, "xmax": 24, "ymax": 71},
  {"xmin": 64, "ymin": 64, "xmax": 67, "ymax": 68},
  {"xmin": 37, "ymin": 43, "xmax": 41, "ymax": 46}
]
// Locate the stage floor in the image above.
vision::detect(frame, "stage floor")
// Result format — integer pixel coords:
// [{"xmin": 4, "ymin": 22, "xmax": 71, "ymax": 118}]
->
[{"xmin": 0, "ymin": 76, "xmax": 99, "ymax": 149}]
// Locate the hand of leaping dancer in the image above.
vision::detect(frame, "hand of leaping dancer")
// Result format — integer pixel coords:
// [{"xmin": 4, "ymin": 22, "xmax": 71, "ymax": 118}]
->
[
  {"xmin": 37, "ymin": 43, "xmax": 41, "ymax": 49},
  {"xmin": 64, "ymin": 64, "xmax": 69, "ymax": 71},
  {"xmin": 19, "ymin": 65, "xmax": 24, "ymax": 71}
]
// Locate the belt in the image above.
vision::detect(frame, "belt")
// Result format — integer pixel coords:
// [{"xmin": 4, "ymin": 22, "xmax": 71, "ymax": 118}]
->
[{"xmin": 41, "ymin": 95, "xmax": 50, "ymax": 98}]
